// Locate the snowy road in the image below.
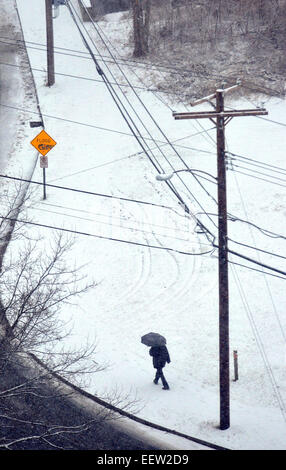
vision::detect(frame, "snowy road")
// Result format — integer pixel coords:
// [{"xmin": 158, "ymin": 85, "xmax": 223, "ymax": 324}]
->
[
  {"xmin": 0, "ymin": 4, "xmax": 23, "ymax": 171},
  {"xmin": 0, "ymin": 1, "xmax": 40, "ymax": 177}
]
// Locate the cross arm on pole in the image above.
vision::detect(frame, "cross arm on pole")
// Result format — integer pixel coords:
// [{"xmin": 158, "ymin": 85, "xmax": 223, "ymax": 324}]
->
[
  {"xmin": 189, "ymin": 83, "xmax": 241, "ymax": 107},
  {"xmin": 173, "ymin": 108, "xmax": 268, "ymax": 120}
]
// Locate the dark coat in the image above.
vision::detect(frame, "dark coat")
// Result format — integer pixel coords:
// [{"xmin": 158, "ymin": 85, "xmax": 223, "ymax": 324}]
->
[{"xmin": 149, "ymin": 345, "xmax": 171, "ymax": 369}]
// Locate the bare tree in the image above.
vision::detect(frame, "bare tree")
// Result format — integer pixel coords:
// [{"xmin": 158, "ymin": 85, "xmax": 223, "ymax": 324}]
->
[
  {"xmin": 0, "ymin": 232, "xmax": 100, "ymax": 377},
  {"xmin": 0, "ymin": 184, "xmax": 140, "ymax": 449},
  {"xmin": 131, "ymin": 0, "xmax": 151, "ymax": 56},
  {"xmin": 0, "ymin": 182, "xmax": 98, "ymax": 381}
]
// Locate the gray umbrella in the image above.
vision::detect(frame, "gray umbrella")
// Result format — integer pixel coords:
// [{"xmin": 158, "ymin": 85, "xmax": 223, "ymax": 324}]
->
[{"xmin": 141, "ymin": 332, "xmax": 166, "ymax": 347}]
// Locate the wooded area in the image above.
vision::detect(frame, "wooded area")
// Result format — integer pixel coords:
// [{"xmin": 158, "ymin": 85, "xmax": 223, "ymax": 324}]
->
[{"xmin": 130, "ymin": 0, "xmax": 286, "ymax": 98}]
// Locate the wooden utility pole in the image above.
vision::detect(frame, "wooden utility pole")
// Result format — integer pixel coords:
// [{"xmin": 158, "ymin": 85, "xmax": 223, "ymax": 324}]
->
[
  {"xmin": 173, "ymin": 85, "xmax": 268, "ymax": 430},
  {"xmin": 45, "ymin": 0, "xmax": 55, "ymax": 86},
  {"xmin": 216, "ymin": 88, "xmax": 230, "ymax": 429}
]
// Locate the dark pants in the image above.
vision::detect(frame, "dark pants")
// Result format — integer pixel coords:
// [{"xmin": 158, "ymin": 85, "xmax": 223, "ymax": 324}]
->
[{"xmin": 154, "ymin": 367, "xmax": 169, "ymax": 388}]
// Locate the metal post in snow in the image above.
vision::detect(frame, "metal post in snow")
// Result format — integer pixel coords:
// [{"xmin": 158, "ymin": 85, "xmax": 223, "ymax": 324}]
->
[
  {"xmin": 43, "ymin": 168, "xmax": 47, "ymax": 200},
  {"xmin": 233, "ymin": 350, "xmax": 238, "ymax": 381}
]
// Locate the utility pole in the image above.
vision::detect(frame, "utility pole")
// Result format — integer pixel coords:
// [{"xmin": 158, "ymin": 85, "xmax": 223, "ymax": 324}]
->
[
  {"xmin": 216, "ymin": 88, "xmax": 229, "ymax": 430},
  {"xmin": 172, "ymin": 84, "xmax": 268, "ymax": 430},
  {"xmin": 45, "ymin": 0, "xmax": 55, "ymax": 86}
]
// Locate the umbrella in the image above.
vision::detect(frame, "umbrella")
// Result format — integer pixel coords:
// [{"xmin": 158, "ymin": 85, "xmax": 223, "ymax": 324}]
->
[{"xmin": 141, "ymin": 332, "xmax": 166, "ymax": 347}]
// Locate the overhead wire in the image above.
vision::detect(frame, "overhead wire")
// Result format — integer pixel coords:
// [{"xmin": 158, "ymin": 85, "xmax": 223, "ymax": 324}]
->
[
  {"xmin": 66, "ymin": 0, "xmax": 208, "ymax": 224},
  {"xmin": 229, "ymin": 167, "xmax": 286, "ymax": 189},
  {"xmin": 226, "ymin": 137, "xmax": 286, "ymax": 343},
  {"xmin": 214, "ymin": 244, "xmax": 286, "ymax": 277},
  {"xmin": 225, "ymin": 133, "xmax": 286, "ymax": 423},
  {"xmin": 0, "ymin": 215, "xmax": 214, "ymax": 257},
  {"xmin": 0, "ymin": 174, "xmax": 184, "ymax": 212},
  {"xmin": 0, "ymin": 58, "xmax": 170, "ymax": 94},
  {"xmin": 2, "ymin": 28, "xmax": 285, "ymax": 103},
  {"xmin": 67, "ymin": 0, "xmax": 217, "ymax": 241},
  {"xmin": 227, "ymin": 259, "xmax": 286, "ymax": 282},
  {"xmin": 31, "ymin": 204, "xmax": 193, "ymax": 244},
  {"xmin": 228, "ymin": 239, "xmax": 286, "ymax": 262},
  {"xmin": 195, "ymin": 211, "xmax": 286, "ymax": 260},
  {"xmin": 227, "ymin": 151, "xmax": 286, "ymax": 188},
  {"xmin": 6, "ymin": 3, "xmax": 286, "ymax": 280},
  {"xmin": 227, "ymin": 214, "xmax": 286, "ymax": 241},
  {"xmin": 2, "ymin": 172, "xmax": 285, "ymax": 279},
  {"xmin": 2, "ymin": 208, "xmax": 286, "ymax": 282},
  {"xmin": 77, "ymin": 0, "xmax": 216, "ymax": 182},
  {"xmin": 0, "ymin": 102, "xmax": 216, "ymax": 156},
  {"xmin": 0, "ymin": 37, "xmax": 209, "ymax": 104},
  {"xmin": 48, "ymin": 126, "xmax": 217, "ymax": 184},
  {"xmin": 68, "ymin": 1, "xmax": 178, "ymax": 172},
  {"xmin": 227, "ymin": 151, "xmax": 286, "ymax": 176},
  {"xmin": 230, "ymin": 264, "xmax": 286, "ymax": 424},
  {"xmin": 35, "ymin": 200, "xmax": 203, "ymax": 239},
  {"xmin": 74, "ymin": 0, "xmax": 219, "ymax": 236},
  {"xmin": 230, "ymin": 163, "xmax": 286, "ymax": 186},
  {"xmin": 80, "ymin": 6, "xmax": 217, "ymax": 151}
]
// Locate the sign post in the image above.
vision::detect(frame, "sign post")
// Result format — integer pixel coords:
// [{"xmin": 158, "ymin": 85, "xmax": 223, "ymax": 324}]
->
[{"xmin": 31, "ymin": 130, "xmax": 57, "ymax": 200}]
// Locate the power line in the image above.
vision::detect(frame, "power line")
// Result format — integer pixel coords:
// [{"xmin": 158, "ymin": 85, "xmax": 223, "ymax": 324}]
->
[
  {"xmin": 0, "ymin": 174, "xmax": 182, "ymax": 212},
  {"xmin": 4, "ymin": 172, "xmax": 286, "ymax": 264},
  {"xmin": 228, "ymin": 142, "xmax": 286, "ymax": 344},
  {"xmin": 66, "ymin": 1, "xmax": 217, "ymax": 242},
  {"xmin": 1, "ymin": 36, "xmax": 207, "ymax": 78},
  {"xmin": 81, "ymin": 1, "xmax": 222, "ymax": 226},
  {"xmin": 230, "ymin": 168, "xmax": 286, "ymax": 189},
  {"xmin": 0, "ymin": 215, "xmax": 213, "ymax": 257},
  {"xmin": 230, "ymin": 163, "xmax": 286, "ymax": 187},
  {"xmin": 198, "ymin": 211, "xmax": 286, "ymax": 242},
  {"xmin": 211, "ymin": 243, "xmax": 286, "ymax": 277},
  {"xmin": 230, "ymin": 264, "xmax": 286, "ymax": 424},
  {"xmin": 69, "ymin": 2, "xmax": 183, "ymax": 177},
  {"xmin": 0, "ymin": 102, "xmax": 216, "ymax": 155},
  {"xmin": 3, "ymin": 172, "xmax": 285, "ymax": 276},
  {"xmin": 229, "ymin": 238, "xmax": 286, "ymax": 261},
  {"xmin": 4, "ymin": 164, "xmax": 285, "ymax": 276},
  {"xmin": 31, "ymin": 204, "xmax": 197, "ymax": 244},
  {"xmin": 2, "ymin": 32, "xmax": 284, "ymax": 100},
  {"xmin": 227, "ymin": 151, "xmax": 286, "ymax": 176},
  {"xmin": 74, "ymin": 0, "xmax": 218, "ymax": 233},
  {"xmin": 66, "ymin": 1, "xmax": 194, "ymax": 223},
  {"xmin": 37, "ymin": 200, "xmax": 198, "ymax": 235},
  {"xmin": 228, "ymin": 214, "xmax": 286, "ymax": 241},
  {"xmin": 228, "ymin": 259, "xmax": 286, "ymax": 282},
  {"xmin": 0, "ymin": 59, "xmax": 166, "ymax": 94},
  {"xmin": 48, "ymin": 126, "xmax": 216, "ymax": 184}
]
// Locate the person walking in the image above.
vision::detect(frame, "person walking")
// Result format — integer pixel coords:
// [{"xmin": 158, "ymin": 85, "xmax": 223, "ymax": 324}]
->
[{"xmin": 149, "ymin": 344, "xmax": 171, "ymax": 390}]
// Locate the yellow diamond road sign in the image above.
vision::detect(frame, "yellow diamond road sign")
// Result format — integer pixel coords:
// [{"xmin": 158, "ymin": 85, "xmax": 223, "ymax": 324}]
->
[{"xmin": 31, "ymin": 130, "xmax": 57, "ymax": 156}]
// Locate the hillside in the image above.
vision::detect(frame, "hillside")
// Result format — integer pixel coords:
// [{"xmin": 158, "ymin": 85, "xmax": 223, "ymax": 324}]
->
[{"xmin": 129, "ymin": 0, "xmax": 286, "ymax": 101}]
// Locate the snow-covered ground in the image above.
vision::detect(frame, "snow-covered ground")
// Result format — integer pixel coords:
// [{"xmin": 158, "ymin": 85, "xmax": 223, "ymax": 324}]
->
[{"xmin": 3, "ymin": 0, "xmax": 286, "ymax": 449}]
